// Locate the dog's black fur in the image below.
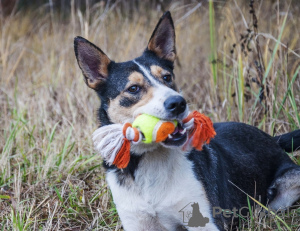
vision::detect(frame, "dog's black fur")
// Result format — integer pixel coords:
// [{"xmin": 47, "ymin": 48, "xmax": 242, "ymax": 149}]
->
[
  {"xmin": 189, "ymin": 122, "xmax": 300, "ymax": 228},
  {"xmin": 74, "ymin": 11, "xmax": 300, "ymax": 231}
]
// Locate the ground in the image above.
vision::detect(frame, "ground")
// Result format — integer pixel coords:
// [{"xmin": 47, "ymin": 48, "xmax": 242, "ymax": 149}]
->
[{"xmin": 0, "ymin": 0, "xmax": 299, "ymax": 230}]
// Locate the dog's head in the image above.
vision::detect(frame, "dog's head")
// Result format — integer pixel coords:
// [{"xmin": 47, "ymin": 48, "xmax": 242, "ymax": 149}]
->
[{"xmin": 74, "ymin": 12, "xmax": 189, "ymax": 149}]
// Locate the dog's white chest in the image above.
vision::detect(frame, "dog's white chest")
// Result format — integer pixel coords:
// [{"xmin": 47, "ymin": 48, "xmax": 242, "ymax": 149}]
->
[{"xmin": 106, "ymin": 148, "xmax": 218, "ymax": 230}]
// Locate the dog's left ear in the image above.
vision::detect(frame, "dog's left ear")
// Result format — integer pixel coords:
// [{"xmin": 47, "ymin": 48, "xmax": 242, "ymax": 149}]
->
[
  {"xmin": 74, "ymin": 36, "xmax": 111, "ymax": 90},
  {"xmin": 147, "ymin": 11, "xmax": 176, "ymax": 62}
]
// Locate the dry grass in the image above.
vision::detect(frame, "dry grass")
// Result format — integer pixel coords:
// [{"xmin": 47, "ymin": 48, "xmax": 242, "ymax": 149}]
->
[{"xmin": 0, "ymin": 0, "xmax": 299, "ymax": 230}]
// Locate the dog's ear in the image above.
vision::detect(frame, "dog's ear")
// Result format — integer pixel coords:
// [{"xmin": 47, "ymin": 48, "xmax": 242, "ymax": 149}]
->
[
  {"xmin": 74, "ymin": 36, "xmax": 111, "ymax": 90},
  {"xmin": 147, "ymin": 11, "xmax": 176, "ymax": 62}
]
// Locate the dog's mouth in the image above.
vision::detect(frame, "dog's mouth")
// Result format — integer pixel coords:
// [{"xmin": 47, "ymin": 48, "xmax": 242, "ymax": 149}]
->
[{"xmin": 162, "ymin": 122, "xmax": 188, "ymax": 147}]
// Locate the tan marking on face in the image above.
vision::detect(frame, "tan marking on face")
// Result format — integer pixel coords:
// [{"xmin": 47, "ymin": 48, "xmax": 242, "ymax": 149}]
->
[
  {"xmin": 107, "ymin": 87, "xmax": 154, "ymax": 124},
  {"xmin": 150, "ymin": 65, "xmax": 163, "ymax": 78},
  {"xmin": 128, "ymin": 71, "xmax": 144, "ymax": 85},
  {"xmin": 150, "ymin": 65, "xmax": 171, "ymax": 82}
]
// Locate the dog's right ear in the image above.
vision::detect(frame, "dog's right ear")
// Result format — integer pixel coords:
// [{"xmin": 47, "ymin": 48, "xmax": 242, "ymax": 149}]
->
[
  {"xmin": 147, "ymin": 11, "xmax": 176, "ymax": 62},
  {"xmin": 74, "ymin": 36, "xmax": 111, "ymax": 90}
]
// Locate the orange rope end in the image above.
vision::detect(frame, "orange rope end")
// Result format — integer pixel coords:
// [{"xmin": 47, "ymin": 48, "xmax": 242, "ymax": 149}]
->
[
  {"xmin": 113, "ymin": 138, "xmax": 131, "ymax": 169},
  {"xmin": 187, "ymin": 111, "xmax": 216, "ymax": 151}
]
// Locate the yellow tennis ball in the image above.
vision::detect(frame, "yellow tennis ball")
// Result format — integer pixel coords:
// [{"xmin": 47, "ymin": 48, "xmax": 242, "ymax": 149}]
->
[{"xmin": 132, "ymin": 114, "xmax": 177, "ymax": 143}]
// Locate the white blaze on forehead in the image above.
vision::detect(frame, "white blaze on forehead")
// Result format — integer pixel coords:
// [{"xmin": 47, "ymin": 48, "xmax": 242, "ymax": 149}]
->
[
  {"xmin": 133, "ymin": 60, "xmax": 160, "ymax": 86},
  {"xmin": 132, "ymin": 60, "xmax": 189, "ymax": 120}
]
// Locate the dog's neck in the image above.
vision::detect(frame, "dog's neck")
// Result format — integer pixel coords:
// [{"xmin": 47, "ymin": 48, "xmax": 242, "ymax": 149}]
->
[
  {"xmin": 105, "ymin": 143, "xmax": 187, "ymax": 185},
  {"xmin": 122, "ymin": 147, "xmax": 187, "ymax": 188},
  {"xmin": 133, "ymin": 147, "xmax": 187, "ymax": 189},
  {"xmin": 140, "ymin": 145, "xmax": 185, "ymax": 165}
]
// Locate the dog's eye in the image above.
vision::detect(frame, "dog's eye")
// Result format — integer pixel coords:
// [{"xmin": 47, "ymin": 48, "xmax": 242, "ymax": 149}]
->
[
  {"xmin": 127, "ymin": 85, "xmax": 140, "ymax": 93},
  {"xmin": 163, "ymin": 75, "xmax": 172, "ymax": 82}
]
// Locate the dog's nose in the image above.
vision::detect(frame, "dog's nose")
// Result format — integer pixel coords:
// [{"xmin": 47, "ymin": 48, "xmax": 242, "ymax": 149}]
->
[{"xmin": 164, "ymin": 96, "xmax": 187, "ymax": 116}]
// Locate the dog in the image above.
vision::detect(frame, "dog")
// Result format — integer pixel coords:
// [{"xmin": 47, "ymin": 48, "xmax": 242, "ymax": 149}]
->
[{"xmin": 74, "ymin": 11, "xmax": 300, "ymax": 231}]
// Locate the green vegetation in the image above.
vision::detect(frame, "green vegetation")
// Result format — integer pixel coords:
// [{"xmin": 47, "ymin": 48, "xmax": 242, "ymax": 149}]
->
[{"xmin": 0, "ymin": 0, "xmax": 299, "ymax": 230}]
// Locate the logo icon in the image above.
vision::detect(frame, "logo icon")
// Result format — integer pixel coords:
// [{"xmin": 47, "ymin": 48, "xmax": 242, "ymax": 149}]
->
[{"xmin": 179, "ymin": 202, "xmax": 209, "ymax": 227}]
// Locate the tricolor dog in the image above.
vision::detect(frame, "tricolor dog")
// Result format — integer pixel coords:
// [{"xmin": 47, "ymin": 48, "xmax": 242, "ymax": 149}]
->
[{"xmin": 74, "ymin": 11, "xmax": 300, "ymax": 231}]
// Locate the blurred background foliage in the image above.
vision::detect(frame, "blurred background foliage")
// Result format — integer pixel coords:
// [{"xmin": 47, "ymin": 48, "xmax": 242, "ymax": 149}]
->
[{"xmin": 0, "ymin": 0, "xmax": 299, "ymax": 230}]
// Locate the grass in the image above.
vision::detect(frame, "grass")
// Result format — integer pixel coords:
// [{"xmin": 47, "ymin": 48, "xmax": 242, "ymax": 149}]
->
[{"xmin": 0, "ymin": 0, "xmax": 300, "ymax": 230}]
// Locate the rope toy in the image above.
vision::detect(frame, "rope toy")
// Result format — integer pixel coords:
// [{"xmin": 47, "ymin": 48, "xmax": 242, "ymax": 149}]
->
[
  {"xmin": 182, "ymin": 111, "xmax": 216, "ymax": 151},
  {"xmin": 93, "ymin": 111, "xmax": 216, "ymax": 169}
]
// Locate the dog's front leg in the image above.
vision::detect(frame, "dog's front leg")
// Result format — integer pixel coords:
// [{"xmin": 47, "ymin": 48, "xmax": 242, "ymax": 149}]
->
[{"xmin": 106, "ymin": 171, "xmax": 167, "ymax": 231}]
